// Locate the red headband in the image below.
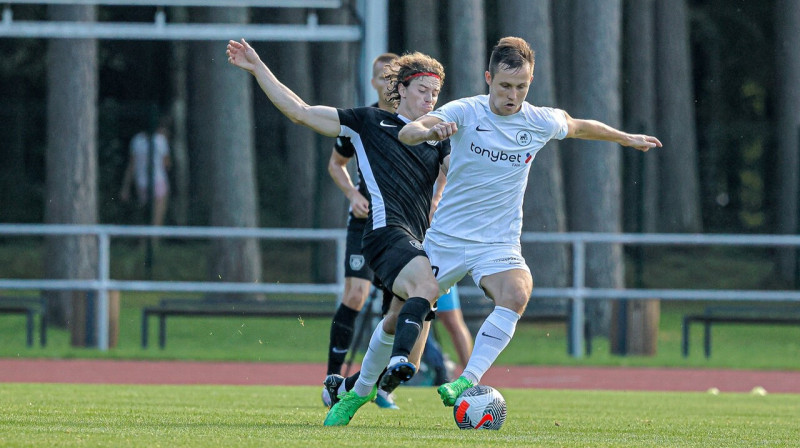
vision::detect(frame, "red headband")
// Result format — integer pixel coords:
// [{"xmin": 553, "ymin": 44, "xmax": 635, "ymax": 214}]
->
[{"xmin": 402, "ymin": 72, "xmax": 441, "ymax": 82}]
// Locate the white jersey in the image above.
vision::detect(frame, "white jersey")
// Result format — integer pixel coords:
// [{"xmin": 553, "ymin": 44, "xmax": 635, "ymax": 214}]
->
[{"xmin": 426, "ymin": 95, "xmax": 568, "ymax": 244}]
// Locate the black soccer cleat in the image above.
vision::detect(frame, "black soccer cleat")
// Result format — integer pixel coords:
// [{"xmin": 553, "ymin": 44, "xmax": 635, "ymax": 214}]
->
[
  {"xmin": 378, "ymin": 362, "xmax": 416, "ymax": 394},
  {"xmin": 322, "ymin": 374, "xmax": 345, "ymax": 408}
]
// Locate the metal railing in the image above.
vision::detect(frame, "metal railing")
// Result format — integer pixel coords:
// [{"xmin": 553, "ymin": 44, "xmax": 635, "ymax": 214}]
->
[{"xmin": 3, "ymin": 223, "xmax": 800, "ymax": 356}]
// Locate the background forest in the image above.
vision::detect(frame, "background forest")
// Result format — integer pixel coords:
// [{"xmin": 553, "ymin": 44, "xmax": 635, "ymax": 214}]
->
[{"xmin": 1, "ymin": 0, "xmax": 799, "ymax": 336}]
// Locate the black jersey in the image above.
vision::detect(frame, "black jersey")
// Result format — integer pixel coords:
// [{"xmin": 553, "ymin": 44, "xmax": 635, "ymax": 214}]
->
[
  {"xmin": 337, "ymin": 107, "xmax": 450, "ymax": 242},
  {"xmin": 333, "ymin": 102, "xmax": 379, "ymax": 205}
]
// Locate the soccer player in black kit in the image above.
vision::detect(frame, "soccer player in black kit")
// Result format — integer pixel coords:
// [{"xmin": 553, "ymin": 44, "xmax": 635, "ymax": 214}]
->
[
  {"xmin": 322, "ymin": 52, "xmax": 403, "ymax": 411},
  {"xmin": 227, "ymin": 39, "xmax": 455, "ymax": 426}
]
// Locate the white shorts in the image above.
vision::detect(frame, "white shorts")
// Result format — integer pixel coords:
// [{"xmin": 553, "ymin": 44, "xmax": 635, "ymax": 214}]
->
[{"xmin": 423, "ymin": 233, "xmax": 529, "ymax": 297}]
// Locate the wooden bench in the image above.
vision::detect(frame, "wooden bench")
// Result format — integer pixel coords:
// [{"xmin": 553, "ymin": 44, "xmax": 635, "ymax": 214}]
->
[
  {"xmin": 141, "ymin": 297, "xmax": 336, "ymax": 348},
  {"xmin": 0, "ymin": 296, "xmax": 47, "ymax": 347},
  {"xmin": 682, "ymin": 305, "xmax": 800, "ymax": 358}
]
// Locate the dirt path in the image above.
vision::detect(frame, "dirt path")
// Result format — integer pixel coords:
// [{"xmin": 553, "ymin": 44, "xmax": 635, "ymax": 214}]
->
[{"xmin": 2, "ymin": 359, "xmax": 798, "ymax": 394}]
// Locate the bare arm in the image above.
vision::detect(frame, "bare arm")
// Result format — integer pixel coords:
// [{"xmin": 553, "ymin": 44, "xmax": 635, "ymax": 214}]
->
[
  {"xmin": 227, "ymin": 39, "xmax": 340, "ymax": 137},
  {"xmin": 564, "ymin": 111, "xmax": 662, "ymax": 152},
  {"xmin": 327, "ymin": 149, "xmax": 369, "ymax": 218},
  {"xmin": 398, "ymin": 115, "xmax": 457, "ymax": 146},
  {"xmin": 429, "ymin": 164, "xmax": 447, "ymax": 223}
]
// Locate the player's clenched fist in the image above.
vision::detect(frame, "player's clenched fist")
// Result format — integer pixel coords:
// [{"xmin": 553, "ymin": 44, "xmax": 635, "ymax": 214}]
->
[{"xmin": 428, "ymin": 122, "xmax": 458, "ymax": 141}]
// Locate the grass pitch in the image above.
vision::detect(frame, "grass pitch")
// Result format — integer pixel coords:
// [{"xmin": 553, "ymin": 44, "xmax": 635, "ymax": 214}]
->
[{"xmin": 1, "ymin": 383, "xmax": 797, "ymax": 447}]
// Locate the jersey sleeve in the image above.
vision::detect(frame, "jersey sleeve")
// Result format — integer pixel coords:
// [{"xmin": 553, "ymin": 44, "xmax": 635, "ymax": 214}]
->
[
  {"xmin": 428, "ymin": 98, "xmax": 470, "ymax": 125},
  {"xmin": 548, "ymin": 108, "xmax": 569, "ymax": 140},
  {"xmin": 337, "ymin": 107, "xmax": 369, "ymax": 140},
  {"xmin": 333, "ymin": 136, "xmax": 355, "ymax": 158}
]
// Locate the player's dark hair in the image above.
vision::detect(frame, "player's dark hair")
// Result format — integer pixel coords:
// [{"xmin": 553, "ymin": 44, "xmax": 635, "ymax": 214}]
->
[
  {"xmin": 384, "ymin": 52, "xmax": 445, "ymax": 107},
  {"xmin": 488, "ymin": 36, "xmax": 535, "ymax": 77}
]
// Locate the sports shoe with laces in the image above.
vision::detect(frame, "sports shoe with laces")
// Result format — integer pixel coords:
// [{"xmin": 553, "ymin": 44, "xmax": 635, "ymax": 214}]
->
[
  {"xmin": 373, "ymin": 389, "xmax": 399, "ymax": 410},
  {"xmin": 378, "ymin": 361, "xmax": 416, "ymax": 395},
  {"xmin": 323, "ymin": 385, "xmax": 377, "ymax": 426},
  {"xmin": 321, "ymin": 374, "xmax": 345, "ymax": 408},
  {"xmin": 437, "ymin": 376, "xmax": 474, "ymax": 407}
]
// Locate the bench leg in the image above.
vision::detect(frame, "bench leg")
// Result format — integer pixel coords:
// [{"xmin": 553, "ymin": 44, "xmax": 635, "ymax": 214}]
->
[
  {"xmin": 703, "ymin": 321, "xmax": 711, "ymax": 358},
  {"xmin": 681, "ymin": 317, "xmax": 689, "ymax": 357},
  {"xmin": 158, "ymin": 315, "xmax": 166, "ymax": 349},
  {"xmin": 26, "ymin": 310, "xmax": 34, "ymax": 348},
  {"xmin": 40, "ymin": 312, "xmax": 47, "ymax": 347},
  {"xmin": 141, "ymin": 311, "xmax": 149, "ymax": 348}
]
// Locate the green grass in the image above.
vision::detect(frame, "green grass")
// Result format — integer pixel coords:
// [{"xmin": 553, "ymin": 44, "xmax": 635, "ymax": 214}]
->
[
  {"xmin": 1, "ymin": 383, "xmax": 797, "ymax": 447},
  {"xmin": 1, "ymin": 296, "xmax": 799, "ymax": 370}
]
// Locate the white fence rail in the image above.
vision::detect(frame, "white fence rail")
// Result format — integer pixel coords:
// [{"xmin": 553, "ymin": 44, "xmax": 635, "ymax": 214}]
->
[{"xmin": 3, "ymin": 224, "xmax": 800, "ymax": 356}]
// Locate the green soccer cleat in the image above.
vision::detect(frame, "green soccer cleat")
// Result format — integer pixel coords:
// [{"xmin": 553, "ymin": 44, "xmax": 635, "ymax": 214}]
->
[
  {"xmin": 437, "ymin": 376, "xmax": 474, "ymax": 407},
  {"xmin": 323, "ymin": 385, "xmax": 377, "ymax": 426}
]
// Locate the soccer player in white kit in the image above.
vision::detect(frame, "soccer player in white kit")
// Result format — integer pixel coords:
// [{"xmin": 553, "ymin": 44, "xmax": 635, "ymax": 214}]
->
[{"xmin": 399, "ymin": 36, "xmax": 662, "ymax": 406}]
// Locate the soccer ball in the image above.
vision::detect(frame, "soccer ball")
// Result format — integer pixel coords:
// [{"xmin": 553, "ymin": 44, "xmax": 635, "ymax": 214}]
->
[{"xmin": 453, "ymin": 385, "xmax": 507, "ymax": 430}]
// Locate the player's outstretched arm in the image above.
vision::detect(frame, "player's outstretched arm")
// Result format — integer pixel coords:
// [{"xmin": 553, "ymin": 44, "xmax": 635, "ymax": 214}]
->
[
  {"xmin": 399, "ymin": 115, "xmax": 456, "ymax": 146},
  {"xmin": 226, "ymin": 38, "xmax": 340, "ymax": 137},
  {"xmin": 564, "ymin": 112, "xmax": 662, "ymax": 152}
]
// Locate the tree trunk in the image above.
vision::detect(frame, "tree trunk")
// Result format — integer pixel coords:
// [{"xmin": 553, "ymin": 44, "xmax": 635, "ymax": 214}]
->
[
  {"xmin": 203, "ymin": 8, "xmax": 262, "ymax": 290},
  {"xmin": 278, "ymin": 8, "xmax": 316, "ymax": 228},
  {"xmin": 623, "ymin": 0, "xmax": 659, "ymax": 234},
  {"xmin": 313, "ymin": 7, "xmax": 356, "ymax": 283},
  {"xmin": 404, "ymin": 0, "xmax": 442, "ymax": 60},
  {"xmin": 567, "ymin": 0, "xmax": 624, "ymax": 338},
  {"xmin": 620, "ymin": 0, "xmax": 659, "ymax": 355},
  {"xmin": 497, "ymin": 0, "xmax": 569, "ymax": 313},
  {"xmin": 187, "ymin": 29, "xmax": 214, "ymax": 226},
  {"xmin": 655, "ymin": 0, "xmax": 702, "ymax": 232},
  {"xmin": 774, "ymin": 0, "xmax": 800, "ymax": 282},
  {"xmin": 168, "ymin": 6, "xmax": 190, "ymax": 226},
  {"xmin": 43, "ymin": 4, "xmax": 98, "ymax": 332},
  {"xmin": 447, "ymin": 0, "xmax": 486, "ymax": 99}
]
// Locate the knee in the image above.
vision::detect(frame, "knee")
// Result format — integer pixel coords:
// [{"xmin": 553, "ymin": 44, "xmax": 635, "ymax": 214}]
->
[
  {"xmin": 342, "ymin": 285, "xmax": 369, "ymax": 310},
  {"xmin": 382, "ymin": 311, "xmax": 399, "ymax": 334},
  {"xmin": 496, "ymin": 292, "xmax": 529, "ymax": 315},
  {"xmin": 420, "ymin": 281, "xmax": 440, "ymax": 304}
]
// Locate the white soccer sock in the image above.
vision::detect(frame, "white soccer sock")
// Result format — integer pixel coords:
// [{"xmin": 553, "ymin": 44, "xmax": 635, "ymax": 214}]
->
[
  {"xmin": 353, "ymin": 319, "xmax": 394, "ymax": 397},
  {"xmin": 463, "ymin": 306, "xmax": 520, "ymax": 384}
]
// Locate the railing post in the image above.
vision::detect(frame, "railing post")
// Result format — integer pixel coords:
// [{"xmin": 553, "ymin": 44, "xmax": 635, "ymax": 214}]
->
[
  {"xmin": 96, "ymin": 232, "xmax": 111, "ymax": 351},
  {"xmin": 570, "ymin": 239, "xmax": 586, "ymax": 358}
]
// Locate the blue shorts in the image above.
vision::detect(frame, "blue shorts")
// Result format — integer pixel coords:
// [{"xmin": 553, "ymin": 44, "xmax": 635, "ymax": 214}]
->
[{"xmin": 436, "ymin": 284, "xmax": 461, "ymax": 312}]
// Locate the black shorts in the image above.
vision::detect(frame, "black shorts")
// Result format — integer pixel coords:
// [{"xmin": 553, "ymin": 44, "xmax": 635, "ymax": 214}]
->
[
  {"xmin": 344, "ymin": 215, "xmax": 374, "ymax": 280},
  {"xmin": 362, "ymin": 225, "xmax": 428, "ymax": 293}
]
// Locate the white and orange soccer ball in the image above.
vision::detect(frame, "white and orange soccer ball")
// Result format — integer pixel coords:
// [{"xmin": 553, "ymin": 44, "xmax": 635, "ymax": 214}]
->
[{"xmin": 452, "ymin": 385, "xmax": 507, "ymax": 430}]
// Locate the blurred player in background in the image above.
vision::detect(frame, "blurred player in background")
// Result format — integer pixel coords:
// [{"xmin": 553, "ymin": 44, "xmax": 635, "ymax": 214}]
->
[{"xmin": 120, "ymin": 115, "xmax": 172, "ymax": 228}]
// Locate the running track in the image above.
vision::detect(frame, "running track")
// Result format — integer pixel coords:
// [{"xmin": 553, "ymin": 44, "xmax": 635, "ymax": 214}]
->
[{"xmin": 2, "ymin": 359, "xmax": 799, "ymax": 394}]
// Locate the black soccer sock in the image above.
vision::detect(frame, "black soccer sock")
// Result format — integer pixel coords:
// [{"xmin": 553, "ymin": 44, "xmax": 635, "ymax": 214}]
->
[
  {"xmin": 344, "ymin": 371, "xmax": 361, "ymax": 392},
  {"xmin": 327, "ymin": 304, "xmax": 360, "ymax": 375},
  {"xmin": 391, "ymin": 297, "xmax": 432, "ymax": 359}
]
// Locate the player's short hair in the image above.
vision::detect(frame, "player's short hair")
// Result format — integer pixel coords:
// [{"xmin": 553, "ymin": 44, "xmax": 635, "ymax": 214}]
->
[
  {"xmin": 488, "ymin": 36, "xmax": 535, "ymax": 77},
  {"xmin": 384, "ymin": 52, "xmax": 445, "ymax": 107},
  {"xmin": 372, "ymin": 52, "xmax": 399, "ymax": 78}
]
